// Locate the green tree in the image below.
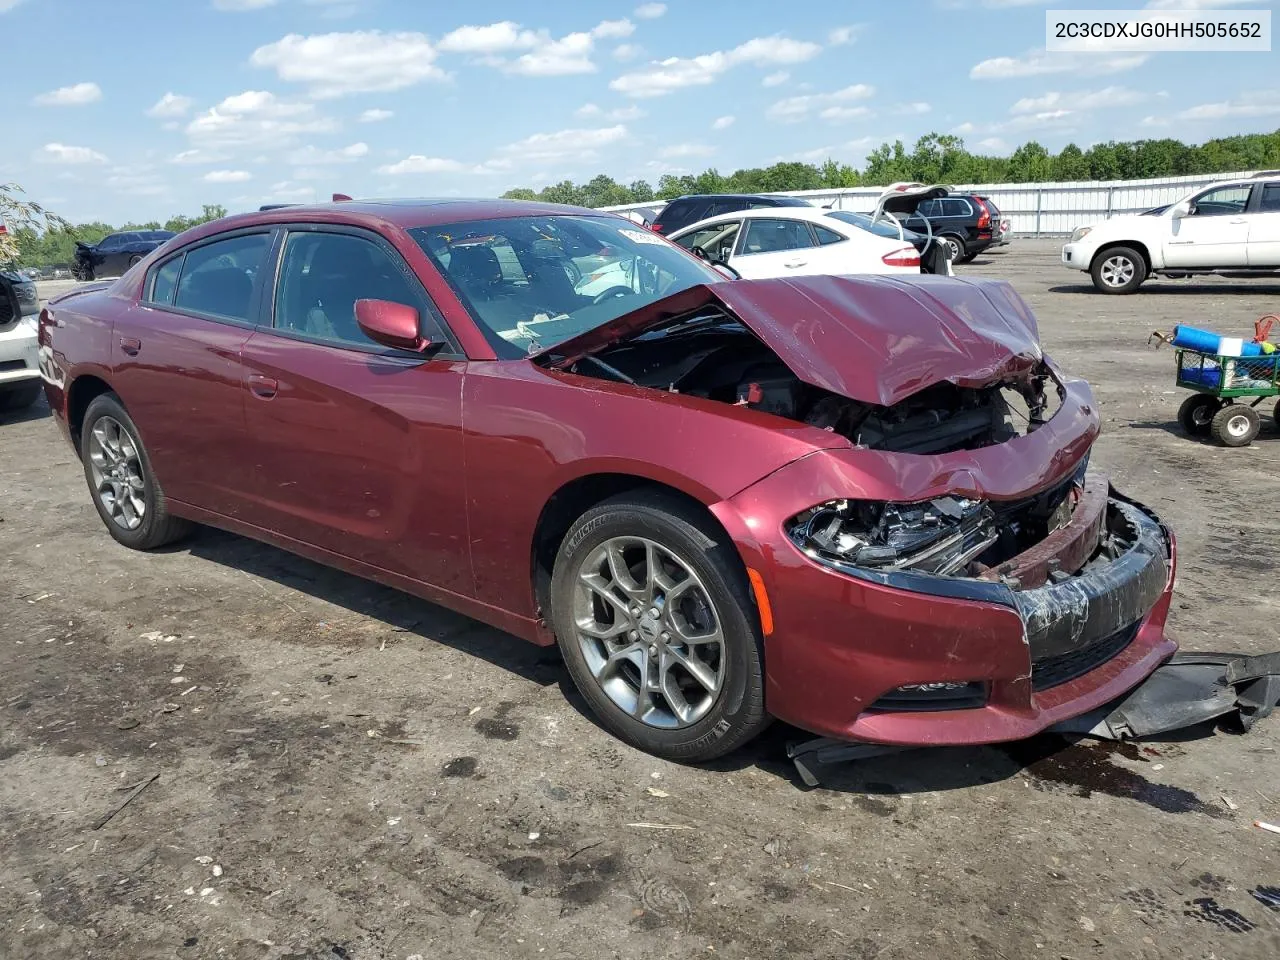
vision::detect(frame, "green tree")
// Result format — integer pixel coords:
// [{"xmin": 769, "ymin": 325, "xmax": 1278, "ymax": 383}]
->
[
  {"xmin": 1052, "ymin": 143, "xmax": 1090, "ymax": 181},
  {"xmin": 820, "ymin": 158, "xmax": 860, "ymax": 188},
  {"xmin": 1, "ymin": 182, "xmax": 67, "ymax": 264},
  {"xmin": 501, "ymin": 187, "xmax": 538, "ymax": 200},
  {"xmin": 627, "ymin": 180, "xmax": 655, "ymax": 202},
  {"xmin": 1006, "ymin": 141, "xmax": 1053, "ymax": 182}
]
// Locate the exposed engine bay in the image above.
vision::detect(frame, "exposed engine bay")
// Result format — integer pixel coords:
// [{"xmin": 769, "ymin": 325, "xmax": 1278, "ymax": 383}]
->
[{"xmin": 554, "ymin": 310, "xmax": 1059, "ymax": 456}]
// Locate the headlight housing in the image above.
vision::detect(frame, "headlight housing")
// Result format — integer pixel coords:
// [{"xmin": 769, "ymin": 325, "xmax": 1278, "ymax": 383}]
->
[
  {"xmin": 787, "ymin": 497, "xmax": 999, "ymax": 577},
  {"xmin": 1069, "ymin": 226, "xmax": 1093, "ymax": 243}
]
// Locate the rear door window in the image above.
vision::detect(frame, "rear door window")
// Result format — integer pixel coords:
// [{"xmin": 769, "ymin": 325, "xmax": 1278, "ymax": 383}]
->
[
  {"xmin": 172, "ymin": 233, "xmax": 270, "ymax": 323},
  {"xmin": 146, "ymin": 256, "xmax": 183, "ymax": 305},
  {"xmin": 1256, "ymin": 183, "xmax": 1280, "ymax": 212},
  {"xmin": 740, "ymin": 218, "xmax": 817, "ymax": 255},
  {"xmin": 814, "ymin": 225, "xmax": 845, "ymax": 245}
]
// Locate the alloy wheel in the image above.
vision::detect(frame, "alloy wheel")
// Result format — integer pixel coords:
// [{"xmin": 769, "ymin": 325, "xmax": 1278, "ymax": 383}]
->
[
  {"xmin": 572, "ymin": 536, "xmax": 725, "ymax": 729},
  {"xmin": 1099, "ymin": 255, "xmax": 1136, "ymax": 288},
  {"xmin": 87, "ymin": 416, "xmax": 147, "ymax": 530}
]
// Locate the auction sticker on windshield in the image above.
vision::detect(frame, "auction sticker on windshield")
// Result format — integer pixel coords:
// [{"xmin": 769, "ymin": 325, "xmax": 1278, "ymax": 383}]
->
[{"xmin": 620, "ymin": 228, "xmax": 667, "ymax": 246}]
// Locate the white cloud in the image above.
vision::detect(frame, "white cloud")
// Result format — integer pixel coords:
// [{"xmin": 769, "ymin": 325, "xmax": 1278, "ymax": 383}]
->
[
  {"xmin": 712, "ymin": 115, "xmax": 735, "ymax": 130},
  {"xmin": 378, "ymin": 155, "xmax": 467, "ymax": 175},
  {"xmin": 170, "ymin": 148, "xmax": 231, "ymax": 164},
  {"xmin": 1140, "ymin": 115, "xmax": 1171, "ymax": 128},
  {"xmin": 204, "ymin": 170, "xmax": 253, "ymax": 183},
  {"xmin": 37, "ymin": 143, "xmax": 107, "ymax": 164},
  {"xmin": 613, "ymin": 43, "xmax": 642, "ymax": 61},
  {"xmin": 33, "ymin": 82, "xmax": 102, "ymax": 106},
  {"xmin": 977, "ymin": 137, "xmax": 1009, "ymax": 151},
  {"xmin": 186, "ymin": 90, "xmax": 338, "ymax": 149},
  {"xmin": 438, "ymin": 21, "xmax": 538, "ymax": 54},
  {"xmin": 762, "ymin": 70, "xmax": 789, "ymax": 87},
  {"xmin": 1178, "ymin": 91, "xmax": 1280, "ymax": 120},
  {"xmin": 778, "ymin": 135, "xmax": 889, "ymax": 164},
  {"xmin": 499, "ymin": 124, "xmax": 629, "ymax": 163},
  {"xmin": 265, "ymin": 181, "xmax": 319, "ymax": 201},
  {"xmin": 592, "ymin": 19, "xmax": 634, "ymax": 40},
  {"xmin": 767, "ymin": 84, "xmax": 875, "ymax": 122},
  {"xmin": 575, "ymin": 102, "xmax": 644, "ymax": 121},
  {"xmin": 251, "ymin": 31, "xmax": 447, "ymax": 98},
  {"xmin": 359, "ymin": 108, "xmax": 393, "ymax": 122},
  {"xmin": 634, "ymin": 2, "xmax": 665, "ymax": 17},
  {"xmin": 148, "ymin": 92, "xmax": 193, "ymax": 118},
  {"xmin": 0, "ymin": 0, "xmax": 28, "ymax": 10},
  {"xmin": 1012, "ymin": 87, "xmax": 1146, "ymax": 113},
  {"xmin": 213, "ymin": 0, "xmax": 277, "ymax": 8},
  {"xmin": 287, "ymin": 142, "xmax": 369, "ymax": 164},
  {"xmin": 660, "ymin": 143, "xmax": 715, "ymax": 159},
  {"xmin": 611, "ymin": 35, "xmax": 823, "ymax": 98},
  {"xmin": 971, "ymin": 48, "xmax": 1148, "ymax": 79},
  {"xmin": 828, "ymin": 26, "xmax": 860, "ymax": 45},
  {"xmin": 508, "ymin": 31, "xmax": 596, "ymax": 76},
  {"xmin": 893, "ymin": 101, "xmax": 932, "ymax": 115}
]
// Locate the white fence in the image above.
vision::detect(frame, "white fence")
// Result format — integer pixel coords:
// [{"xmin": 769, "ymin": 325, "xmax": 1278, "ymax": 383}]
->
[{"xmin": 601, "ymin": 169, "xmax": 1273, "ymax": 237}]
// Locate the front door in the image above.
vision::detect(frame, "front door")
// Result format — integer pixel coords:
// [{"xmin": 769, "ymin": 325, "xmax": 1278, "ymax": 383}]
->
[
  {"xmin": 109, "ymin": 229, "xmax": 273, "ymax": 517},
  {"xmin": 1163, "ymin": 184, "xmax": 1255, "ymax": 267},
  {"xmin": 237, "ymin": 227, "xmax": 472, "ymax": 595}
]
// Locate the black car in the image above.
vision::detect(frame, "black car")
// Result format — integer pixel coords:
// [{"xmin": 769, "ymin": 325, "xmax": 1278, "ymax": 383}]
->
[
  {"xmin": 651, "ymin": 194, "xmax": 813, "ymax": 235},
  {"xmin": 894, "ymin": 194, "xmax": 996, "ymax": 264},
  {"xmin": 73, "ymin": 230, "xmax": 175, "ymax": 281}
]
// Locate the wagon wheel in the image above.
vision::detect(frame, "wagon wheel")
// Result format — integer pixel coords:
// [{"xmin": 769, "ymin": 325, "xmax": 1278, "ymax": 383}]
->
[
  {"xmin": 1177, "ymin": 394, "xmax": 1220, "ymax": 437},
  {"xmin": 1211, "ymin": 404, "xmax": 1260, "ymax": 448}
]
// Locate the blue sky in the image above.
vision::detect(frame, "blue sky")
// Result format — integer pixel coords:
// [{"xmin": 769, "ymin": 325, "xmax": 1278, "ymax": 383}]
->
[{"xmin": 3, "ymin": 0, "xmax": 1277, "ymax": 224}]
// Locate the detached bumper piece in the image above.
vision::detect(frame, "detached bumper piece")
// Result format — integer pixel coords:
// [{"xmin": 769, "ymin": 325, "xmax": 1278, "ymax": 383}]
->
[
  {"xmin": 1050, "ymin": 651, "xmax": 1280, "ymax": 740},
  {"xmin": 788, "ymin": 651, "xmax": 1280, "ymax": 787}
]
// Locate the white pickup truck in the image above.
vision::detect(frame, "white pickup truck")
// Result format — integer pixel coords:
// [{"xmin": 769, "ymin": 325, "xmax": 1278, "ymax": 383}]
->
[{"xmin": 1061, "ymin": 172, "xmax": 1280, "ymax": 293}]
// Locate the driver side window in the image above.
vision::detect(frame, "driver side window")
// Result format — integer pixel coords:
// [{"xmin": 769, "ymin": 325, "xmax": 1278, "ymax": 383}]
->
[
  {"xmin": 1190, "ymin": 185, "xmax": 1252, "ymax": 217},
  {"xmin": 674, "ymin": 221, "xmax": 742, "ymax": 262}
]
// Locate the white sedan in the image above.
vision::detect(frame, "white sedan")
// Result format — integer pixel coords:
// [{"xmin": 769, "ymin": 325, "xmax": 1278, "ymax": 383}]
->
[{"xmin": 666, "ymin": 205, "xmax": 926, "ymax": 279}]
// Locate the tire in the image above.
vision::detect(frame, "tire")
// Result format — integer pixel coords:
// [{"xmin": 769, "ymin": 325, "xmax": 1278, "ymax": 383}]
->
[
  {"xmin": 940, "ymin": 235, "xmax": 965, "ymax": 264},
  {"xmin": 1091, "ymin": 246, "xmax": 1147, "ymax": 294},
  {"xmin": 955, "ymin": 251, "xmax": 978, "ymax": 265},
  {"xmin": 0, "ymin": 382, "xmax": 42, "ymax": 411},
  {"xmin": 1210, "ymin": 403, "xmax": 1260, "ymax": 448},
  {"xmin": 127, "ymin": 255, "xmax": 143, "ymax": 269},
  {"xmin": 1177, "ymin": 394, "xmax": 1220, "ymax": 437},
  {"xmin": 80, "ymin": 392, "xmax": 192, "ymax": 549},
  {"xmin": 550, "ymin": 490, "xmax": 769, "ymax": 762}
]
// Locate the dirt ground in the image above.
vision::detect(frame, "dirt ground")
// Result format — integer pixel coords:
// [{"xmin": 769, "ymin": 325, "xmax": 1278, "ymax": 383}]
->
[{"xmin": 3, "ymin": 241, "xmax": 1279, "ymax": 960}]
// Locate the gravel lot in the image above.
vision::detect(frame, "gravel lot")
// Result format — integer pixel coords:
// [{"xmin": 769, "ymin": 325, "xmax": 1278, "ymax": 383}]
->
[{"xmin": 3, "ymin": 240, "xmax": 1280, "ymax": 960}]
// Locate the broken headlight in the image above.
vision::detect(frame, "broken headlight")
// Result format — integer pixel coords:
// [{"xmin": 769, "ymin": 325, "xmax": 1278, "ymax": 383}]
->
[{"xmin": 787, "ymin": 497, "xmax": 999, "ymax": 577}]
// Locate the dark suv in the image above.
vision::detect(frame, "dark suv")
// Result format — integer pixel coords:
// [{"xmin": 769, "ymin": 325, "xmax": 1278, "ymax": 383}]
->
[
  {"xmin": 900, "ymin": 194, "xmax": 996, "ymax": 264},
  {"xmin": 651, "ymin": 194, "xmax": 813, "ymax": 235}
]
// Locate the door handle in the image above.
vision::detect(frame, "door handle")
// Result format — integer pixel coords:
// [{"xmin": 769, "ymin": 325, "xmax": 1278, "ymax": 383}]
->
[
  {"xmin": 247, "ymin": 374, "xmax": 279, "ymax": 399},
  {"xmin": 119, "ymin": 336, "xmax": 141, "ymax": 356},
  {"xmin": 784, "ymin": 259, "xmax": 808, "ymax": 268},
  {"xmin": 1229, "ymin": 218, "xmax": 1248, "ymax": 224}
]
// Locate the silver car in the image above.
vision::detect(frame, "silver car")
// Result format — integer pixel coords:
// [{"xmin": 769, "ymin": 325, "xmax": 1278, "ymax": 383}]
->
[{"xmin": 0, "ymin": 269, "xmax": 42, "ymax": 411}]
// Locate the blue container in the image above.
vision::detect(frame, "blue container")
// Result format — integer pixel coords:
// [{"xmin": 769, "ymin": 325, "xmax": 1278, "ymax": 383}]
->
[{"xmin": 1171, "ymin": 325, "xmax": 1264, "ymax": 357}]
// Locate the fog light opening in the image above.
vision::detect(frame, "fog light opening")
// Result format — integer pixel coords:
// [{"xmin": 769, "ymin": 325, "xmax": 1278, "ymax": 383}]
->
[{"xmin": 869, "ymin": 681, "xmax": 989, "ymax": 712}]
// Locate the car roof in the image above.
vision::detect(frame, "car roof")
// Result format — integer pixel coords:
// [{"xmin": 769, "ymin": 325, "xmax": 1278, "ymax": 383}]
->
[
  {"xmin": 197, "ymin": 198, "xmax": 615, "ymax": 236},
  {"xmin": 667, "ymin": 205, "xmax": 844, "ymax": 236}
]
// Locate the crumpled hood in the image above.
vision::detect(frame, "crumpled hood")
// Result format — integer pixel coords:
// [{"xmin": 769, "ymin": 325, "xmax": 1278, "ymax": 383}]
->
[{"xmin": 538, "ymin": 274, "xmax": 1044, "ymax": 407}]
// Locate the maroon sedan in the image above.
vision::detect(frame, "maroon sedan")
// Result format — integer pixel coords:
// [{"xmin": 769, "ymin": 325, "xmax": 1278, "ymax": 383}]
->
[{"xmin": 38, "ymin": 199, "xmax": 1177, "ymax": 762}]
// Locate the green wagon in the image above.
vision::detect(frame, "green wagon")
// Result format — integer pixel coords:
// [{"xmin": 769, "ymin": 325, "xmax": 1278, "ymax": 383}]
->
[{"xmin": 1174, "ymin": 349, "xmax": 1280, "ymax": 447}]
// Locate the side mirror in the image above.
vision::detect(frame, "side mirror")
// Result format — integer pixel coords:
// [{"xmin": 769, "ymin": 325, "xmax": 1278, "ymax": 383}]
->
[
  {"xmin": 355, "ymin": 299, "xmax": 431, "ymax": 352},
  {"xmin": 1171, "ymin": 200, "xmax": 1192, "ymax": 219}
]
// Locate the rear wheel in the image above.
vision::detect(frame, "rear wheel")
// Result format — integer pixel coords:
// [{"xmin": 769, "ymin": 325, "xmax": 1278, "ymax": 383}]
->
[
  {"xmin": 550, "ymin": 491, "xmax": 769, "ymax": 762},
  {"xmin": 127, "ymin": 254, "xmax": 143, "ymax": 269},
  {"xmin": 940, "ymin": 235, "xmax": 965, "ymax": 264},
  {"xmin": 0, "ymin": 383, "xmax": 42, "ymax": 412},
  {"xmin": 1211, "ymin": 403, "xmax": 1260, "ymax": 447},
  {"xmin": 1177, "ymin": 394, "xmax": 1220, "ymax": 437},
  {"xmin": 1091, "ymin": 246, "xmax": 1147, "ymax": 294},
  {"xmin": 81, "ymin": 393, "xmax": 192, "ymax": 549}
]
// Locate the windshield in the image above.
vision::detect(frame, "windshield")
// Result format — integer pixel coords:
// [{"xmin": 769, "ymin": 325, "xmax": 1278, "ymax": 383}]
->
[
  {"xmin": 827, "ymin": 210, "xmax": 920, "ymax": 241},
  {"xmin": 411, "ymin": 215, "xmax": 724, "ymax": 358}
]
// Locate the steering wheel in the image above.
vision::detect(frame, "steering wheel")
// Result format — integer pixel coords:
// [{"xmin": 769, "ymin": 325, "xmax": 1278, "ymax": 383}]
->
[{"xmin": 592, "ymin": 285, "xmax": 634, "ymax": 305}]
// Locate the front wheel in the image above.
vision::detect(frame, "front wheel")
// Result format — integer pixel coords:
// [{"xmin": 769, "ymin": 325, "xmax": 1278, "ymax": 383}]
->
[
  {"xmin": 1177, "ymin": 394, "xmax": 1220, "ymax": 437},
  {"xmin": 1091, "ymin": 246, "xmax": 1147, "ymax": 294},
  {"xmin": 81, "ymin": 393, "xmax": 192, "ymax": 549},
  {"xmin": 550, "ymin": 491, "xmax": 769, "ymax": 762},
  {"xmin": 1211, "ymin": 403, "xmax": 1260, "ymax": 447}
]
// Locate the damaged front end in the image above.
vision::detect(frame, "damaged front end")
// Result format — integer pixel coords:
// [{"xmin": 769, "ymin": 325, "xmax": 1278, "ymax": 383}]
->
[{"xmin": 785, "ymin": 473, "xmax": 1172, "ymax": 698}]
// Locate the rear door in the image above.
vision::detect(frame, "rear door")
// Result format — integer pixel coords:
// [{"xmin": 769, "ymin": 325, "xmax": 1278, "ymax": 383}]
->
[
  {"xmin": 1247, "ymin": 181, "xmax": 1280, "ymax": 267},
  {"xmin": 108, "ymin": 229, "xmax": 272, "ymax": 517},
  {"xmin": 1164, "ymin": 183, "xmax": 1254, "ymax": 267},
  {"xmin": 731, "ymin": 217, "xmax": 819, "ymax": 278},
  {"xmin": 237, "ymin": 225, "xmax": 472, "ymax": 594}
]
